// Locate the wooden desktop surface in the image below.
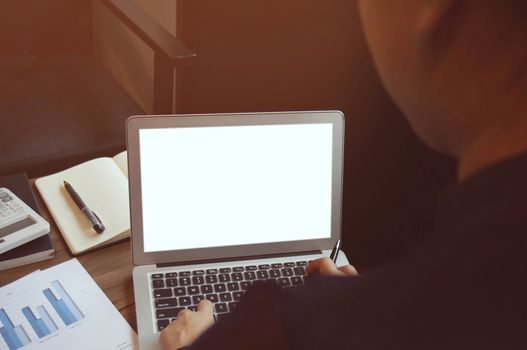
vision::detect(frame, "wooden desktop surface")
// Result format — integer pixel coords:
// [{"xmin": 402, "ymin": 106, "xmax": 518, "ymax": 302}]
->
[{"xmin": 0, "ymin": 181, "xmax": 137, "ymax": 331}]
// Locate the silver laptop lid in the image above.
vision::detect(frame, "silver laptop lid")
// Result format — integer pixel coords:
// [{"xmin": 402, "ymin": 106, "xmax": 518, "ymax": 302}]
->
[{"xmin": 126, "ymin": 111, "xmax": 344, "ymax": 266}]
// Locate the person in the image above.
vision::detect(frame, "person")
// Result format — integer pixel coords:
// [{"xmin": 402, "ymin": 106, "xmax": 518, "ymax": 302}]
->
[{"xmin": 160, "ymin": 0, "xmax": 527, "ymax": 348}]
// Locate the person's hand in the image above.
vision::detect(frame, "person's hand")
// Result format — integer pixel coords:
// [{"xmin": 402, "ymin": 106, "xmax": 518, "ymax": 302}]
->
[
  {"xmin": 159, "ymin": 300, "xmax": 215, "ymax": 350},
  {"xmin": 306, "ymin": 257, "xmax": 358, "ymax": 276}
]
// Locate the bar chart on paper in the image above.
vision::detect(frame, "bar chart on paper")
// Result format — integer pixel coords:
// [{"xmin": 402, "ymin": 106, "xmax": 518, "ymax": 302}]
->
[
  {"xmin": 0, "ymin": 279, "xmax": 85, "ymax": 350},
  {"xmin": 0, "ymin": 259, "xmax": 136, "ymax": 350}
]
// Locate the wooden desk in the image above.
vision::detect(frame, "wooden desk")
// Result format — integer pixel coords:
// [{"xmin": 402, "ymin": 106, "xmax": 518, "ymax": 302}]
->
[{"xmin": 0, "ymin": 182, "xmax": 137, "ymax": 331}]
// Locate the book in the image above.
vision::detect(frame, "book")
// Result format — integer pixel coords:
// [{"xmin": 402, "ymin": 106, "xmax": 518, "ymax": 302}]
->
[
  {"xmin": 35, "ymin": 151, "xmax": 130, "ymax": 255},
  {"xmin": 0, "ymin": 173, "xmax": 54, "ymax": 271},
  {"xmin": 0, "ymin": 258, "xmax": 137, "ymax": 349}
]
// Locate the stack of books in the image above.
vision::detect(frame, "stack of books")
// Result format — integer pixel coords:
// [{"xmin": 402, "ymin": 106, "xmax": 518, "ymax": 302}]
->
[{"xmin": 0, "ymin": 173, "xmax": 54, "ymax": 271}]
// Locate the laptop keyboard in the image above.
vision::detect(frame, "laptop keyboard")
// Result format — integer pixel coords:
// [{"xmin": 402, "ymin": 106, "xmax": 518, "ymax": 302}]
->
[{"xmin": 152, "ymin": 261, "xmax": 308, "ymax": 331}]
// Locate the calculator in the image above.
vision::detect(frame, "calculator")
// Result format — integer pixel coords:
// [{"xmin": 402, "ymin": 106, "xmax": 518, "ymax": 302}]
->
[{"xmin": 0, "ymin": 187, "xmax": 50, "ymax": 254}]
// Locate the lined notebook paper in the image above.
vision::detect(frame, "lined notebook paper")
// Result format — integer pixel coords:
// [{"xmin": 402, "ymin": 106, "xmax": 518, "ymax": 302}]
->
[{"xmin": 35, "ymin": 152, "xmax": 130, "ymax": 255}]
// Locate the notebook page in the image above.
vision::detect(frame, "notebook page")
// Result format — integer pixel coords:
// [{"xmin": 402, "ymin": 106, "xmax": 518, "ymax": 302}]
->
[
  {"xmin": 112, "ymin": 151, "xmax": 128, "ymax": 179},
  {"xmin": 35, "ymin": 158, "xmax": 130, "ymax": 254}
]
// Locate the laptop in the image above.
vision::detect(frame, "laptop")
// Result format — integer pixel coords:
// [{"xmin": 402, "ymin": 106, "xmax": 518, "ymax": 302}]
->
[{"xmin": 127, "ymin": 111, "xmax": 350, "ymax": 349}]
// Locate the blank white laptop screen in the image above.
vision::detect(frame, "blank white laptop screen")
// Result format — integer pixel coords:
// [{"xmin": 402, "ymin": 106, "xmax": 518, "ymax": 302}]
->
[{"xmin": 139, "ymin": 123, "xmax": 333, "ymax": 253}]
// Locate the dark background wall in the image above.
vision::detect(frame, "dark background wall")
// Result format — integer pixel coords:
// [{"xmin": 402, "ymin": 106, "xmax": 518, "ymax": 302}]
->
[
  {"xmin": 176, "ymin": 0, "xmax": 456, "ymax": 270},
  {"xmin": 0, "ymin": 0, "xmax": 91, "ymax": 56}
]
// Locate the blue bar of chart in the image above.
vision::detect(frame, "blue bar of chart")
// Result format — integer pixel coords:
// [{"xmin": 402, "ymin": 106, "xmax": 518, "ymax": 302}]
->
[
  {"xmin": 0, "ymin": 308, "xmax": 31, "ymax": 350},
  {"xmin": 22, "ymin": 305, "xmax": 58, "ymax": 338},
  {"xmin": 43, "ymin": 280, "xmax": 84, "ymax": 326}
]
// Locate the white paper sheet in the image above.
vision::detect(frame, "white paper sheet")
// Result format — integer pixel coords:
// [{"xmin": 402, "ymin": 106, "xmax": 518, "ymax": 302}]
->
[{"xmin": 0, "ymin": 259, "xmax": 137, "ymax": 350}]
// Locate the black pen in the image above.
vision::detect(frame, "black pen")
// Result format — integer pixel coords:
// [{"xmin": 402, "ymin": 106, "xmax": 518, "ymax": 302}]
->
[
  {"xmin": 63, "ymin": 181, "xmax": 105, "ymax": 233},
  {"xmin": 330, "ymin": 239, "xmax": 341, "ymax": 263}
]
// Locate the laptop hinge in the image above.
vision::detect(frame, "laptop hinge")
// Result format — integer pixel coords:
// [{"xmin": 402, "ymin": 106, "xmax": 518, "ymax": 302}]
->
[{"xmin": 156, "ymin": 249, "xmax": 322, "ymax": 268}]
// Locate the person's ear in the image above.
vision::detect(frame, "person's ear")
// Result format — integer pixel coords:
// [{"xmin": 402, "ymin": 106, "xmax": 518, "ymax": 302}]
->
[{"xmin": 416, "ymin": 0, "xmax": 460, "ymax": 46}]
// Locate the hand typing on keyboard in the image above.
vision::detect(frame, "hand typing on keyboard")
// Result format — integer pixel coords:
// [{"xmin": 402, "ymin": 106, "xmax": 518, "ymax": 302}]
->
[
  {"xmin": 306, "ymin": 257, "xmax": 358, "ymax": 277},
  {"xmin": 158, "ymin": 258, "xmax": 357, "ymax": 350},
  {"xmin": 159, "ymin": 299, "xmax": 214, "ymax": 350}
]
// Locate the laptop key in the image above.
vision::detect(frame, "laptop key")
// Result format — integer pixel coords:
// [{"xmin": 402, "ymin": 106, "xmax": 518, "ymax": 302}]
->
[
  {"xmin": 240, "ymin": 281, "xmax": 251, "ymax": 290},
  {"xmin": 257, "ymin": 271, "xmax": 269, "ymax": 279},
  {"xmin": 227, "ymin": 282, "xmax": 240, "ymax": 291},
  {"xmin": 205, "ymin": 275, "xmax": 218, "ymax": 284},
  {"xmin": 233, "ymin": 291, "xmax": 243, "ymax": 301},
  {"xmin": 157, "ymin": 319, "xmax": 170, "ymax": 332},
  {"xmin": 246, "ymin": 265, "xmax": 257, "ymax": 271},
  {"xmin": 244, "ymin": 271, "xmax": 256, "ymax": 280},
  {"xmin": 219, "ymin": 293, "xmax": 232, "ymax": 302},
  {"xmin": 179, "ymin": 297, "xmax": 191, "ymax": 306},
  {"xmin": 152, "ymin": 273, "xmax": 164, "ymax": 279},
  {"xmin": 156, "ymin": 307, "xmax": 184, "ymax": 319},
  {"xmin": 296, "ymin": 261, "xmax": 308, "ymax": 266},
  {"xmin": 155, "ymin": 298, "xmax": 178, "ymax": 309},
  {"xmin": 294, "ymin": 267, "xmax": 306, "ymax": 276},
  {"xmin": 193, "ymin": 270, "xmax": 205, "ymax": 276},
  {"xmin": 154, "ymin": 289, "xmax": 172, "ymax": 298},
  {"xmin": 278, "ymin": 278, "xmax": 291, "ymax": 287},
  {"xmin": 174, "ymin": 287, "xmax": 186, "ymax": 296},
  {"xmin": 206, "ymin": 269, "xmax": 218, "ymax": 274},
  {"xmin": 233, "ymin": 266, "xmax": 244, "ymax": 272},
  {"xmin": 192, "ymin": 295, "xmax": 205, "ymax": 304},
  {"xmin": 258, "ymin": 264, "xmax": 270, "ymax": 270},
  {"xmin": 284, "ymin": 262, "xmax": 295, "ymax": 268},
  {"xmin": 271, "ymin": 263, "xmax": 283, "ymax": 269},
  {"xmin": 201, "ymin": 285, "xmax": 213, "ymax": 294},
  {"xmin": 219, "ymin": 268, "xmax": 231, "ymax": 273},
  {"xmin": 152, "ymin": 279, "xmax": 165, "ymax": 288},
  {"xmin": 166, "ymin": 278, "xmax": 178, "ymax": 287},
  {"xmin": 214, "ymin": 283, "xmax": 227, "ymax": 293},
  {"xmin": 219, "ymin": 274, "xmax": 230, "ymax": 282},
  {"xmin": 188, "ymin": 286, "xmax": 200, "ymax": 295},
  {"xmin": 179, "ymin": 277, "xmax": 191, "ymax": 286},
  {"xmin": 269, "ymin": 269, "xmax": 281, "ymax": 278},
  {"xmin": 281, "ymin": 268, "xmax": 293, "ymax": 277},
  {"xmin": 231, "ymin": 273, "xmax": 243, "ymax": 281},
  {"xmin": 166, "ymin": 272, "xmax": 178, "ymax": 278},
  {"xmin": 291, "ymin": 277, "xmax": 303, "ymax": 286},
  {"xmin": 192, "ymin": 276, "xmax": 205, "ymax": 285},
  {"xmin": 215, "ymin": 303, "xmax": 228, "ymax": 313},
  {"xmin": 180, "ymin": 271, "xmax": 191, "ymax": 277},
  {"xmin": 228, "ymin": 302, "xmax": 238, "ymax": 312},
  {"xmin": 205, "ymin": 294, "xmax": 219, "ymax": 303}
]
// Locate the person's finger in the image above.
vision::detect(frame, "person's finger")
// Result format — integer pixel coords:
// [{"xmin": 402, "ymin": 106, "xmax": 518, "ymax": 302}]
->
[
  {"xmin": 197, "ymin": 299, "xmax": 214, "ymax": 314},
  {"xmin": 177, "ymin": 308, "xmax": 191, "ymax": 318},
  {"xmin": 338, "ymin": 264, "xmax": 358, "ymax": 276},
  {"xmin": 159, "ymin": 323, "xmax": 181, "ymax": 350},
  {"xmin": 306, "ymin": 257, "xmax": 342, "ymax": 276}
]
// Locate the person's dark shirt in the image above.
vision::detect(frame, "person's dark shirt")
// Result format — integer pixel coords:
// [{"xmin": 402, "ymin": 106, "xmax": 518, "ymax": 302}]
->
[{"xmin": 190, "ymin": 152, "xmax": 527, "ymax": 349}]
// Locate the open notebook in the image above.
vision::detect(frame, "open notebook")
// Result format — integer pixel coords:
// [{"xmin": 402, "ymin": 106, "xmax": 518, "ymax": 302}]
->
[{"xmin": 35, "ymin": 152, "xmax": 130, "ymax": 255}]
